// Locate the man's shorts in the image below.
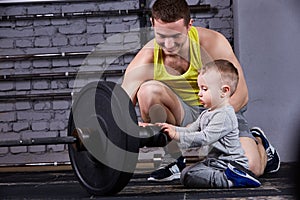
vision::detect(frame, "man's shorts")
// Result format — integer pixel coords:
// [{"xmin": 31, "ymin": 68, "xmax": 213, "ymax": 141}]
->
[
  {"xmin": 179, "ymin": 98, "xmax": 256, "ymax": 140},
  {"xmin": 235, "ymin": 106, "xmax": 256, "ymax": 140}
]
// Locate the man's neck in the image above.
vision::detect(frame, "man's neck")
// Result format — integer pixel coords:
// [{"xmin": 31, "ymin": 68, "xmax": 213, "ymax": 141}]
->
[{"xmin": 163, "ymin": 38, "xmax": 190, "ymax": 75}]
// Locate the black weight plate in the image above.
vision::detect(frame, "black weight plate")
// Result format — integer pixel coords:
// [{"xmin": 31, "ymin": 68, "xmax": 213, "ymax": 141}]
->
[{"xmin": 68, "ymin": 81, "xmax": 139, "ymax": 196}]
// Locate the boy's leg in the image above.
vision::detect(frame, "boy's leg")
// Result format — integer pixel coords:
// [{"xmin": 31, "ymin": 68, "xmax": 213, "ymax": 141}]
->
[
  {"xmin": 180, "ymin": 160, "xmax": 230, "ymax": 188},
  {"xmin": 225, "ymin": 161, "xmax": 261, "ymax": 187},
  {"xmin": 181, "ymin": 159, "xmax": 261, "ymax": 188}
]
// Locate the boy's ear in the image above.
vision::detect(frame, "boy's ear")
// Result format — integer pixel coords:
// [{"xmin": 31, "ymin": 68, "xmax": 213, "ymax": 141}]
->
[{"xmin": 221, "ymin": 85, "xmax": 230, "ymax": 97}]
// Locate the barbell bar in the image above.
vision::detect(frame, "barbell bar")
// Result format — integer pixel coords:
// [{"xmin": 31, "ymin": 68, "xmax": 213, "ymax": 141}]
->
[
  {"xmin": 0, "ymin": 126, "xmax": 168, "ymax": 149},
  {"xmin": 0, "ymin": 136, "xmax": 76, "ymax": 147}
]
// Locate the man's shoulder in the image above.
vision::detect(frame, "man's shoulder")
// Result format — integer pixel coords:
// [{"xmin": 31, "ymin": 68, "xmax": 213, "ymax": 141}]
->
[
  {"xmin": 135, "ymin": 40, "xmax": 155, "ymax": 62},
  {"xmin": 143, "ymin": 38, "xmax": 155, "ymax": 48},
  {"xmin": 196, "ymin": 26, "xmax": 229, "ymax": 56},
  {"xmin": 195, "ymin": 26, "xmax": 221, "ymax": 35},
  {"xmin": 198, "ymin": 27, "xmax": 225, "ymax": 41}
]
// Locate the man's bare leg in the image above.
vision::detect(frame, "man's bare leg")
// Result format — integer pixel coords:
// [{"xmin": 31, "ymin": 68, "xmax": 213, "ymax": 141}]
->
[
  {"xmin": 137, "ymin": 80, "xmax": 184, "ymax": 125},
  {"xmin": 240, "ymin": 137, "xmax": 267, "ymax": 176}
]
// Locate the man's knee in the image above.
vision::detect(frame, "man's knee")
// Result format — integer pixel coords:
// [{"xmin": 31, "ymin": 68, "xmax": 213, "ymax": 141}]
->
[
  {"xmin": 137, "ymin": 81, "xmax": 169, "ymax": 123},
  {"xmin": 137, "ymin": 80, "xmax": 164, "ymax": 99}
]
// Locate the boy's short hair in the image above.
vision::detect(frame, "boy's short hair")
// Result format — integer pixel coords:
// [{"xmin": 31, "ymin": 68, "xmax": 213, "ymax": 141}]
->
[
  {"xmin": 201, "ymin": 59, "xmax": 239, "ymax": 96},
  {"xmin": 151, "ymin": 0, "xmax": 191, "ymax": 27}
]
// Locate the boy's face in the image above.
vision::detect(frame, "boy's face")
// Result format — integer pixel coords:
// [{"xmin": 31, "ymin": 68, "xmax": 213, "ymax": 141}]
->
[
  {"xmin": 197, "ymin": 70, "xmax": 224, "ymax": 110},
  {"xmin": 152, "ymin": 18, "xmax": 190, "ymax": 56}
]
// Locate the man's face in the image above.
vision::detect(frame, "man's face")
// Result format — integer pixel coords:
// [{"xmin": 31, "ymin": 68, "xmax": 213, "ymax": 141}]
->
[{"xmin": 153, "ymin": 18, "xmax": 189, "ymax": 56}]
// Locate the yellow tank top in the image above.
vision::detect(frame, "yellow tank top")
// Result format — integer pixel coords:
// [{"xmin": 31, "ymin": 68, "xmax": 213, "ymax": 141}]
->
[{"xmin": 153, "ymin": 26, "xmax": 202, "ymax": 106}]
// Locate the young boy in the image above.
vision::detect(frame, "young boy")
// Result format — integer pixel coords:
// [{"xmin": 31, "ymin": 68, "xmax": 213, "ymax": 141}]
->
[{"xmin": 157, "ymin": 59, "xmax": 261, "ymax": 188}]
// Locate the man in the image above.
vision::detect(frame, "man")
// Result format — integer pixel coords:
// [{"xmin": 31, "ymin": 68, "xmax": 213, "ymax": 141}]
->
[{"xmin": 121, "ymin": 0, "xmax": 280, "ymax": 181}]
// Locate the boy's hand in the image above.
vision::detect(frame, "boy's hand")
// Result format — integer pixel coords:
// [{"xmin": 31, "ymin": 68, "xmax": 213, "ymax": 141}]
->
[{"xmin": 156, "ymin": 123, "xmax": 179, "ymax": 141}]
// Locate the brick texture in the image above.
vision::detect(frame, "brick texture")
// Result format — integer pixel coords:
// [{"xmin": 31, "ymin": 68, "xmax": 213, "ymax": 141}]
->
[{"xmin": 0, "ymin": 0, "xmax": 233, "ymax": 165}]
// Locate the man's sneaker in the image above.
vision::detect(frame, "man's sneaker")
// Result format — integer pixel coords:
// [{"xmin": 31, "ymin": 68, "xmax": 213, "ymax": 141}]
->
[
  {"xmin": 251, "ymin": 127, "xmax": 280, "ymax": 173},
  {"xmin": 147, "ymin": 156, "xmax": 186, "ymax": 182},
  {"xmin": 225, "ymin": 162, "xmax": 261, "ymax": 187}
]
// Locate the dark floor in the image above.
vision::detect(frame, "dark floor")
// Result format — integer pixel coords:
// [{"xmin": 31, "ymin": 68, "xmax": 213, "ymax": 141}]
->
[{"xmin": 0, "ymin": 163, "xmax": 298, "ymax": 199}]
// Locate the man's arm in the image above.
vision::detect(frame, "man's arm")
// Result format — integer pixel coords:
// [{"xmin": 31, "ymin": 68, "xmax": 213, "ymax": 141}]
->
[
  {"xmin": 121, "ymin": 40, "xmax": 155, "ymax": 105},
  {"xmin": 198, "ymin": 27, "xmax": 249, "ymax": 112}
]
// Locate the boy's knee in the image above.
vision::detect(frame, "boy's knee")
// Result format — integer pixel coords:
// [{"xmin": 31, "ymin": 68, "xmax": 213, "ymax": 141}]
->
[
  {"xmin": 180, "ymin": 168, "xmax": 201, "ymax": 187},
  {"xmin": 180, "ymin": 167, "xmax": 189, "ymax": 186},
  {"xmin": 180, "ymin": 168, "xmax": 187, "ymax": 185}
]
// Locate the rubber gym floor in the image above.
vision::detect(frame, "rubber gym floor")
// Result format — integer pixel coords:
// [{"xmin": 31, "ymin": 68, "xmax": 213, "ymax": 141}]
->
[{"xmin": 0, "ymin": 162, "xmax": 297, "ymax": 199}]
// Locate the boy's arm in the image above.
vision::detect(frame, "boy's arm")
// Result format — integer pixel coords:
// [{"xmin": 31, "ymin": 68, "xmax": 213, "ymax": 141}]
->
[
  {"xmin": 178, "ymin": 111, "xmax": 235, "ymax": 149},
  {"xmin": 158, "ymin": 118, "xmax": 200, "ymax": 142}
]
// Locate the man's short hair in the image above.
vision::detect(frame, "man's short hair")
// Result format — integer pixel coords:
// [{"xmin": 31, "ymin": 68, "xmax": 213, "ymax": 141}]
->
[{"xmin": 151, "ymin": 0, "xmax": 191, "ymax": 27}]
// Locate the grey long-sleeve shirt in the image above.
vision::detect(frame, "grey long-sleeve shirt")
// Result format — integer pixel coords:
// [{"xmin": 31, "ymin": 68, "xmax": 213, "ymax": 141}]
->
[{"xmin": 176, "ymin": 105, "xmax": 248, "ymax": 168}]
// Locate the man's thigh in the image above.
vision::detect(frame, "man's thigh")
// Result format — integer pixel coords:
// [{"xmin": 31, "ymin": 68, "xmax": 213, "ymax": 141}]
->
[{"xmin": 178, "ymin": 96, "xmax": 205, "ymax": 126}]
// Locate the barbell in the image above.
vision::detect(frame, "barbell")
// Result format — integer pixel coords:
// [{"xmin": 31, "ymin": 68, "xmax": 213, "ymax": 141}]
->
[{"xmin": 0, "ymin": 81, "xmax": 172, "ymax": 196}]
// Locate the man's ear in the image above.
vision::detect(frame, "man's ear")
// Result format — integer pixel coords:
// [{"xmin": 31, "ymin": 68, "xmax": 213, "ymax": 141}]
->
[
  {"xmin": 150, "ymin": 17, "xmax": 154, "ymax": 27},
  {"xmin": 187, "ymin": 19, "xmax": 194, "ymax": 30}
]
